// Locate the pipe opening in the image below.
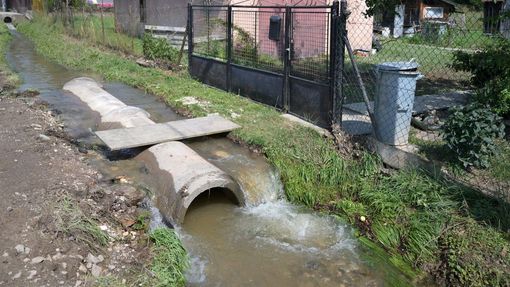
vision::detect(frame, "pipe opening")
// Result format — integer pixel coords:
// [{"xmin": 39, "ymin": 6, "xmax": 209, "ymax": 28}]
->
[
  {"xmin": 3, "ymin": 17, "xmax": 12, "ymax": 23},
  {"xmin": 184, "ymin": 188, "xmax": 239, "ymax": 223}
]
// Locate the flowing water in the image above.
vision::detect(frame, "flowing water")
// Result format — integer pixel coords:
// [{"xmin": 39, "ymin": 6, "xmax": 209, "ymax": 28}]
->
[{"xmin": 6, "ymin": 31, "xmax": 412, "ymax": 286}]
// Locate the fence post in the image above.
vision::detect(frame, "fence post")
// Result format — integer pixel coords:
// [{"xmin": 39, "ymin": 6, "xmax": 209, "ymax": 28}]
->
[
  {"xmin": 331, "ymin": 0, "xmax": 347, "ymax": 126},
  {"xmin": 283, "ymin": 6, "xmax": 292, "ymax": 112},
  {"xmin": 187, "ymin": 3, "xmax": 193, "ymax": 76},
  {"xmin": 227, "ymin": 6, "xmax": 233, "ymax": 92}
]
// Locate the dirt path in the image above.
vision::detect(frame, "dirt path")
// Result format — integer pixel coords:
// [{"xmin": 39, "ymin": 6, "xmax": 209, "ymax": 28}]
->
[{"xmin": 0, "ymin": 90, "xmax": 151, "ymax": 285}]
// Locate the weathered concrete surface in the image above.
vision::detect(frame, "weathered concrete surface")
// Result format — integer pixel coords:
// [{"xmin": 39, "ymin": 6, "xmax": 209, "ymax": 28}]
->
[
  {"xmin": 95, "ymin": 115, "xmax": 240, "ymax": 150},
  {"xmin": 281, "ymin": 114, "xmax": 332, "ymax": 138},
  {"xmin": 0, "ymin": 12, "xmax": 27, "ymax": 23},
  {"xmin": 63, "ymin": 77, "xmax": 154, "ymax": 129},
  {"xmin": 137, "ymin": 141, "xmax": 245, "ymax": 224},
  {"xmin": 63, "ymin": 77, "xmax": 244, "ymax": 224}
]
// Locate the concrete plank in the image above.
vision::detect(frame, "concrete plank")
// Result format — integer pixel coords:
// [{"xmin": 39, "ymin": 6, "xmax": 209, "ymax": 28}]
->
[{"xmin": 95, "ymin": 115, "xmax": 240, "ymax": 150}]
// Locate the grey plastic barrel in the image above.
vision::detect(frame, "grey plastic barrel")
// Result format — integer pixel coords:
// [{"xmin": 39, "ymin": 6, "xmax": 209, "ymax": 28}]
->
[{"xmin": 374, "ymin": 62, "xmax": 421, "ymax": 145}]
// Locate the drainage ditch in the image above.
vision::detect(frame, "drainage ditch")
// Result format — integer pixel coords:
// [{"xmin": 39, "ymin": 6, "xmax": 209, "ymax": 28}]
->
[{"xmin": 6, "ymin": 31, "xmax": 413, "ymax": 286}]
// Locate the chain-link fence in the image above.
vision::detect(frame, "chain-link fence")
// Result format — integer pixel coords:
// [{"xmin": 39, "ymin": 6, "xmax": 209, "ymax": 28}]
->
[
  {"xmin": 342, "ymin": 1, "xmax": 510, "ymax": 198},
  {"xmin": 35, "ymin": 0, "xmax": 509, "ymax": 199}
]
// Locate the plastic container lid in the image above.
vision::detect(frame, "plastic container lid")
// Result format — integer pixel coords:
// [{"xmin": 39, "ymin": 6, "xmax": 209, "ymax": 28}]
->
[{"xmin": 377, "ymin": 61, "xmax": 419, "ymax": 71}]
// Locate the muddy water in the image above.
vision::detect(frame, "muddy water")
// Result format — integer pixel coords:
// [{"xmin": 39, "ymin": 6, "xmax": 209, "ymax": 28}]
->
[{"xmin": 7, "ymin": 31, "xmax": 412, "ymax": 286}]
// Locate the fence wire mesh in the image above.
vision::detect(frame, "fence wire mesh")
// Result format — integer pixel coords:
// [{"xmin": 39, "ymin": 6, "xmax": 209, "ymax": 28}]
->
[
  {"xmin": 192, "ymin": 6, "xmax": 228, "ymax": 60},
  {"xmin": 39, "ymin": 0, "xmax": 509, "ymax": 201},
  {"xmin": 342, "ymin": 3, "xmax": 510, "ymax": 199},
  {"xmin": 231, "ymin": 7, "xmax": 286, "ymax": 73},
  {"xmin": 290, "ymin": 8, "xmax": 332, "ymax": 83}
]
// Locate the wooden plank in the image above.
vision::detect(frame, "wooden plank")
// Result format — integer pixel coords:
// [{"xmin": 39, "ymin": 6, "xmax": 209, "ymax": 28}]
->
[{"xmin": 95, "ymin": 115, "xmax": 240, "ymax": 151}]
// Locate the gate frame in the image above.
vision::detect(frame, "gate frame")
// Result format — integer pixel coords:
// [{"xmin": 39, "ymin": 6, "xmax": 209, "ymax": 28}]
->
[{"xmin": 187, "ymin": 1, "xmax": 347, "ymax": 129}]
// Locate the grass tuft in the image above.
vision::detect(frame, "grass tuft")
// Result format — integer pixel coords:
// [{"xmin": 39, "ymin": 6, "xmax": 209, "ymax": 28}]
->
[
  {"xmin": 54, "ymin": 197, "xmax": 109, "ymax": 250},
  {"xmin": 149, "ymin": 228, "xmax": 189, "ymax": 287},
  {"xmin": 0, "ymin": 24, "xmax": 20, "ymax": 89}
]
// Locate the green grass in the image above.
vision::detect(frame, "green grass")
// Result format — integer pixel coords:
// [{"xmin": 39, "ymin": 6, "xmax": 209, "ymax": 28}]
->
[
  {"xmin": 401, "ymin": 11, "xmax": 492, "ymax": 49},
  {"xmin": 490, "ymin": 141, "xmax": 510, "ymax": 182},
  {"xmin": 16, "ymin": 16, "xmax": 510, "ymax": 286},
  {"xmin": 45, "ymin": 12, "xmax": 143, "ymax": 56},
  {"xmin": 0, "ymin": 24, "xmax": 20, "ymax": 88},
  {"xmin": 94, "ymin": 228, "xmax": 189, "ymax": 287},
  {"xmin": 148, "ymin": 228, "xmax": 189, "ymax": 287},
  {"xmin": 409, "ymin": 129, "xmax": 510, "ymax": 189}
]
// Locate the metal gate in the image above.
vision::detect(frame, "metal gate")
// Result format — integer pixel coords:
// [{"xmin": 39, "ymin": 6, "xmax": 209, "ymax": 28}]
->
[{"xmin": 188, "ymin": 2, "xmax": 346, "ymax": 128}]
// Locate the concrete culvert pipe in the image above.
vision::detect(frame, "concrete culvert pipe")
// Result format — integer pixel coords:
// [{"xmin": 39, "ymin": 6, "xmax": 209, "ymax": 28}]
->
[
  {"xmin": 137, "ymin": 141, "xmax": 245, "ymax": 224},
  {"xmin": 64, "ymin": 77, "xmax": 154, "ymax": 129},
  {"xmin": 63, "ymin": 77, "xmax": 246, "ymax": 224}
]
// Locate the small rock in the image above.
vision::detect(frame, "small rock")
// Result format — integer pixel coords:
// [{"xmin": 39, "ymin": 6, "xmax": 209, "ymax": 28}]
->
[
  {"xmin": 31, "ymin": 256, "xmax": 45, "ymax": 264},
  {"xmin": 7, "ymin": 206, "xmax": 13, "ymax": 212},
  {"xmin": 112, "ymin": 185, "xmax": 144, "ymax": 206},
  {"xmin": 86, "ymin": 252, "xmax": 104, "ymax": 264},
  {"xmin": 52, "ymin": 252, "xmax": 64, "ymax": 260},
  {"xmin": 78, "ymin": 147, "xmax": 88, "ymax": 154},
  {"xmin": 30, "ymin": 123, "xmax": 42, "ymax": 130},
  {"xmin": 37, "ymin": 134, "xmax": 51, "ymax": 142},
  {"xmin": 2, "ymin": 252, "xmax": 8, "ymax": 257},
  {"xmin": 78, "ymin": 264, "xmax": 87, "ymax": 273},
  {"xmin": 91, "ymin": 264, "xmax": 102, "ymax": 277},
  {"xmin": 14, "ymin": 244, "xmax": 29, "ymax": 255},
  {"xmin": 12, "ymin": 271, "xmax": 21, "ymax": 280},
  {"xmin": 119, "ymin": 217, "xmax": 136, "ymax": 228},
  {"xmin": 27, "ymin": 270, "xmax": 37, "ymax": 280},
  {"xmin": 14, "ymin": 244, "xmax": 24, "ymax": 254}
]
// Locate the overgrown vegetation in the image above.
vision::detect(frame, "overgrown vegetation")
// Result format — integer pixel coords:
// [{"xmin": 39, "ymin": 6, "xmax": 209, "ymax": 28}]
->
[
  {"xmin": 443, "ymin": 104, "xmax": 505, "ymax": 168},
  {"xmin": 54, "ymin": 196, "xmax": 109, "ymax": 250},
  {"xmin": 17, "ymin": 17, "xmax": 510, "ymax": 286},
  {"xmin": 149, "ymin": 228, "xmax": 189, "ymax": 287},
  {"xmin": 452, "ymin": 37, "xmax": 510, "ymax": 116},
  {"xmin": 38, "ymin": 12, "xmax": 143, "ymax": 56},
  {"xmin": 490, "ymin": 141, "xmax": 510, "ymax": 181},
  {"xmin": 0, "ymin": 25, "xmax": 20, "ymax": 88},
  {"xmin": 142, "ymin": 34, "xmax": 179, "ymax": 64}
]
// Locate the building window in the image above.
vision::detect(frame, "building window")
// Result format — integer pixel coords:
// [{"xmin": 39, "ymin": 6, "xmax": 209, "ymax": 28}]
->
[
  {"xmin": 140, "ymin": 0, "xmax": 145, "ymax": 22},
  {"xmin": 424, "ymin": 7, "xmax": 444, "ymax": 19}
]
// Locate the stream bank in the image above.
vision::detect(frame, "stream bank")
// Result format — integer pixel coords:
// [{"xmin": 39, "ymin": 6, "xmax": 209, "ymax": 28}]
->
[
  {"xmin": 5, "ymin": 26, "xmax": 413, "ymax": 286},
  {"xmin": 14, "ymin": 16, "xmax": 510, "ymax": 287}
]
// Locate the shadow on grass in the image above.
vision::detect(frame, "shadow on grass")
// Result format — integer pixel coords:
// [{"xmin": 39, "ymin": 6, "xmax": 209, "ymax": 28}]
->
[
  {"xmin": 456, "ymin": 182, "xmax": 510, "ymax": 235},
  {"xmin": 409, "ymin": 133, "xmax": 510, "ymax": 233}
]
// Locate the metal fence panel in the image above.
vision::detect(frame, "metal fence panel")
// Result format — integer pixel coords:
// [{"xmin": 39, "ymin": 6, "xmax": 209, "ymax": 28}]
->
[{"xmin": 188, "ymin": 3, "xmax": 340, "ymax": 128}]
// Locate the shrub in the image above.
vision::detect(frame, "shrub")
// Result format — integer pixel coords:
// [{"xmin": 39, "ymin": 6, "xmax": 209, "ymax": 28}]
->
[
  {"xmin": 143, "ymin": 34, "xmax": 179, "ymax": 63},
  {"xmin": 452, "ymin": 37, "xmax": 510, "ymax": 116},
  {"xmin": 442, "ymin": 104, "xmax": 505, "ymax": 168},
  {"xmin": 474, "ymin": 77, "xmax": 510, "ymax": 115}
]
